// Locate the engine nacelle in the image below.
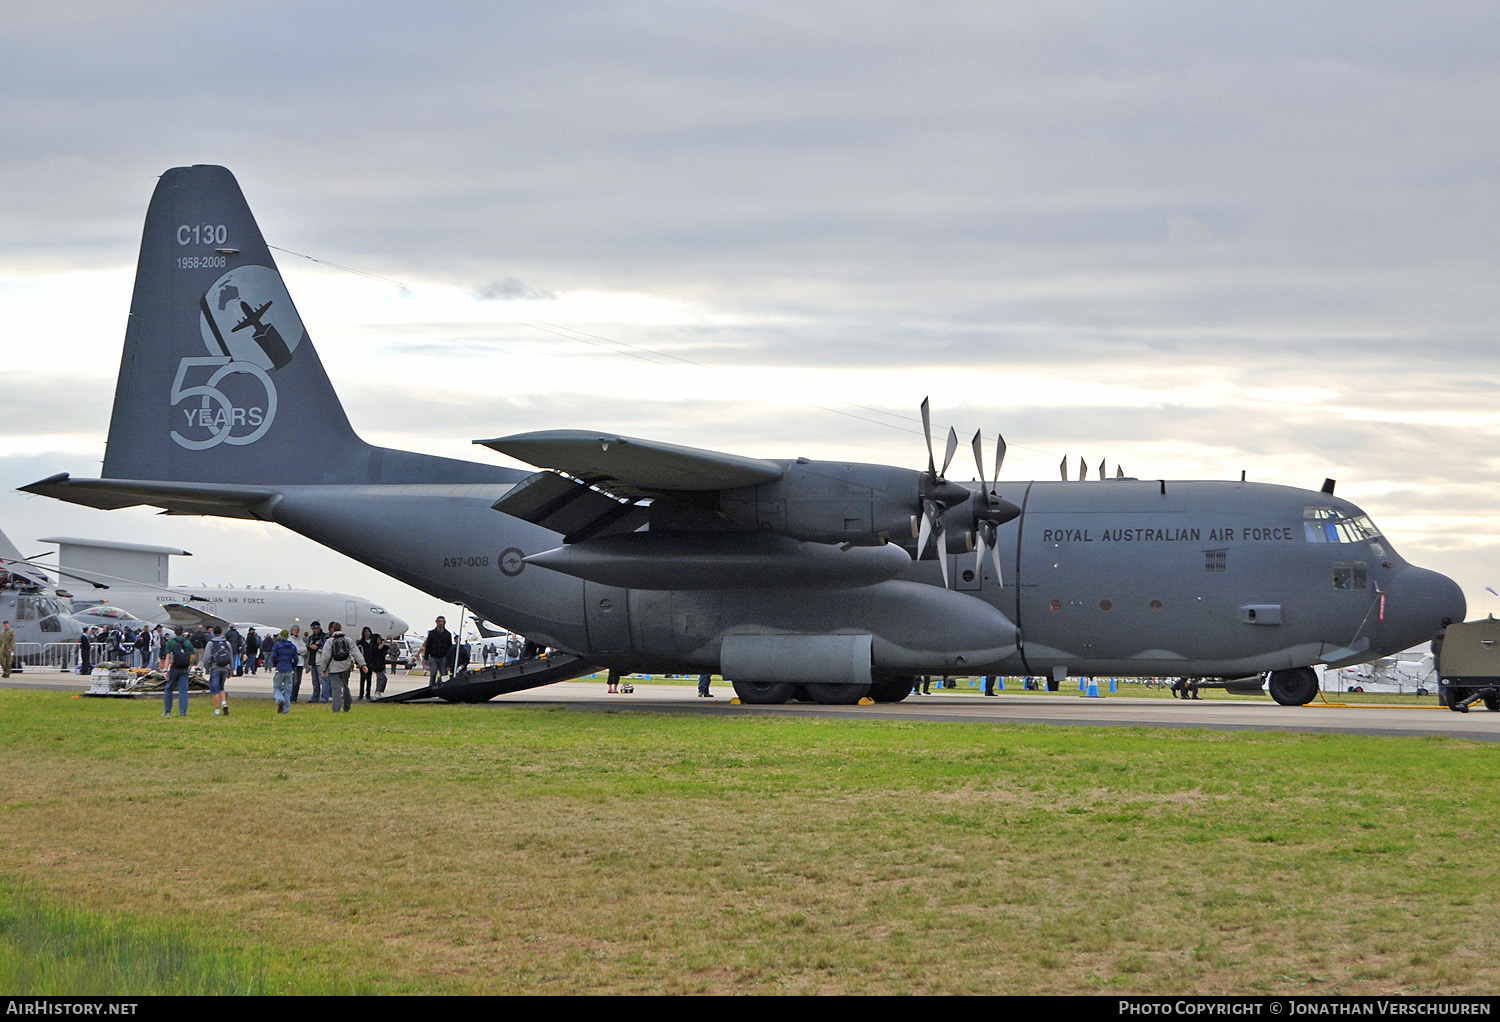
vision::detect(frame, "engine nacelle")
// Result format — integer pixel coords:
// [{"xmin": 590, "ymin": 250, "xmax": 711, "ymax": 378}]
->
[{"xmin": 715, "ymin": 460, "xmax": 942, "ymax": 545}]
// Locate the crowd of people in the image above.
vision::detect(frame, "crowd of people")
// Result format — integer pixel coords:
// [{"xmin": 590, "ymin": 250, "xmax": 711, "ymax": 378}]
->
[
  {"xmin": 61, "ymin": 615, "xmax": 535, "ymax": 717},
  {"xmin": 75, "ymin": 619, "xmax": 420, "ymax": 717}
]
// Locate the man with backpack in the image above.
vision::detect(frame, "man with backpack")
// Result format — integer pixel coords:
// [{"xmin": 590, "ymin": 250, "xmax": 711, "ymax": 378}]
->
[
  {"xmin": 162, "ymin": 627, "xmax": 194, "ymax": 717},
  {"xmin": 204, "ymin": 625, "xmax": 233, "ymax": 717},
  {"xmin": 269, "ymin": 628, "xmax": 300, "ymax": 714},
  {"xmin": 318, "ymin": 621, "xmax": 365, "ymax": 713}
]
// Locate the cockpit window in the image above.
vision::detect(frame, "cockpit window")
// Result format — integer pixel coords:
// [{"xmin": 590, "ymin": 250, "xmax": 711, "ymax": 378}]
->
[
  {"xmin": 370, "ymin": 607, "xmax": 386, "ymax": 615},
  {"xmin": 1303, "ymin": 507, "xmax": 1382, "ymax": 544}
]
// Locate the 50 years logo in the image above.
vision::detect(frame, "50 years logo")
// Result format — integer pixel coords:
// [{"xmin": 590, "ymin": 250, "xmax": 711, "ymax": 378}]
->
[{"xmin": 170, "ymin": 265, "xmax": 304, "ymax": 451}]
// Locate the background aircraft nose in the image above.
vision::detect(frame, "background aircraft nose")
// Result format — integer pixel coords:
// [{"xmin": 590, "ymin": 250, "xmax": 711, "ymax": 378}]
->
[{"xmin": 1383, "ymin": 566, "xmax": 1467, "ymax": 649}]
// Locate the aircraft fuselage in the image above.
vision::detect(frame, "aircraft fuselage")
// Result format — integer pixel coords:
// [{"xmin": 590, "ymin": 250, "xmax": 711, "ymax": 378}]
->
[{"xmin": 263, "ymin": 474, "xmax": 1461, "ymax": 682}]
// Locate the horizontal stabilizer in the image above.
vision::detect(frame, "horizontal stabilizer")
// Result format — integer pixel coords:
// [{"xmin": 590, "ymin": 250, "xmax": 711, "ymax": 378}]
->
[
  {"xmin": 477, "ymin": 430, "xmax": 784, "ymax": 493},
  {"xmin": 21, "ymin": 474, "xmax": 279, "ymax": 519}
]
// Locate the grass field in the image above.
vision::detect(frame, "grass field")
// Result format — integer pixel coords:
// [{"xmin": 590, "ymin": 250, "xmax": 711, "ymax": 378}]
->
[{"xmin": 2, "ymin": 689, "xmax": 1498, "ymax": 995}]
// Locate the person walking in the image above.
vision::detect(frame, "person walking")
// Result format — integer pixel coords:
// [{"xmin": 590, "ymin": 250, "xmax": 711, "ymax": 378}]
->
[
  {"xmin": 697, "ymin": 672, "xmax": 713, "ymax": 698},
  {"xmin": 358, "ymin": 628, "xmax": 388, "ymax": 698},
  {"xmin": 419, "ymin": 616, "xmax": 453, "ymax": 688},
  {"xmin": 161, "ymin": 627, "xmax": 194, "ymax": 717},
  {"xmin": 204, "ymin": 625, "xmax": 233, "ymax": 716},
  {"xmin": 288, "ymin": 625, "xmax": 308, "ymax": 702},
  {"xmin": 0, "ymin": 621, "xmax": 14, "ymax": 678},
  {"xmin": 303, "ymin": 622, "xmax": 326, "ymax": 703},
  {"xmin": 356, "ymin": 626, "xmax": 376, "ymax": 700},
  {"xmin": 226, "ymin": 625, "xmax": 244, "ymax": 676},
  {"xmin": 318, "ymin": 622, "xmax": 364, "ymax": 713},
  {"xmin": 269, "ymin": 629, "xmax": 299, "ymax": 713}
]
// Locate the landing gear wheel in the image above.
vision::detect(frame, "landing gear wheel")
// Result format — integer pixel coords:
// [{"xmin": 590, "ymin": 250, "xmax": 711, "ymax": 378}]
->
[
  {"xmin": 869, "ymin": 676, "xmax": 914, "ymax": 703},
  {"xmin": 731, "ymin": 681, "xmax": 796, "ymax": 704},
  {"xmin": 804, "ymin": 683, "xmax": 872, "ymax": 705},
  {"xmin": 1267, "ymin": 667, "xmax": 1319, "ymax": 706},
  {"xmin": 1484, "ymin": 694, "xmax": 1500, "ymax": 713}
]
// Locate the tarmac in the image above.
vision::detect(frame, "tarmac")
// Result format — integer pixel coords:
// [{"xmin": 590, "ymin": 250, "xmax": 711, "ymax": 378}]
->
[{"xmin": 4, "ymin": 665, "xmax": 1498, "ymax": 741}]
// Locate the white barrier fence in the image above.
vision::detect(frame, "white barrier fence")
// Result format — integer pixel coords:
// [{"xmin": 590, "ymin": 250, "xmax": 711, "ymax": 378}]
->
[{"xmin": 12, "ymin": 642, "xmax": 113, "ymax": 673}]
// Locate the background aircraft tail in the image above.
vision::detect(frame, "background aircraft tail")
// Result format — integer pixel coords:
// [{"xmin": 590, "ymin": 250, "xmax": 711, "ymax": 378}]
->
[{"xmin": 101, "ymin": 164, "xmax": 516, "ymax": 487}]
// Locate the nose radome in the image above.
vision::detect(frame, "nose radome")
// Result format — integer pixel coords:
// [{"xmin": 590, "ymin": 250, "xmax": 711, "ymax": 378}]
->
[{"xmin": 1386, "ymin": 566, "xmax": 1467, "ymax": 647}]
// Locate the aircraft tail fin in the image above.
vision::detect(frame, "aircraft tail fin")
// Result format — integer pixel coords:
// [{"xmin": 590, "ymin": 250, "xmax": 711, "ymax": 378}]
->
[{"xmin": 101, "ymin": 165, "xmax": 514, "ymax": 486}]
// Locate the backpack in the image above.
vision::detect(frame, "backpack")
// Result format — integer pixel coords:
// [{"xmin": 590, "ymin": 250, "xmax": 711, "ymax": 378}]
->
[
  {"xmin": 331, "ymin": 634, "xmax": 351, "ymax": 663},
  {"xmin": 212, "ymin": 639, "xmax": 232, "ymax": 668},
  {"xmin": 169, "ymin": 639, "xmax": 190, "ymax": 669}
]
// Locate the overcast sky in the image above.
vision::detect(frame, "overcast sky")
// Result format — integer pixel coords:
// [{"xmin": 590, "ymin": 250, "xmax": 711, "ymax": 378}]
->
[{"xmin": 4, "ymin": 2, "xmax": 1500, "ymax": 630}]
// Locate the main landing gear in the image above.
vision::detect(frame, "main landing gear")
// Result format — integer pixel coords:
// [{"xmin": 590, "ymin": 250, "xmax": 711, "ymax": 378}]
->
[
  {"xmin": 730, "ymin": 678, "xmax": 911, "ymax": 705},
  {"xmin": 1266, "ymin": 667, "xmax": 1319, "ymax": 706}
]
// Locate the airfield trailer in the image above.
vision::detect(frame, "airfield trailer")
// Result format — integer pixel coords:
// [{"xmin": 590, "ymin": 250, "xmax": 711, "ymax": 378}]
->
[{"xmin": 1435, "ymin": 618, "xmax": 1500, "ymax": 713}]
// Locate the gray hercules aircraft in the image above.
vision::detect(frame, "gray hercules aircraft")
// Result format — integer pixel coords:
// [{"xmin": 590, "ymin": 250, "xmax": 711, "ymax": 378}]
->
[{"xmin": 23, "ymin": 165, "xmax": 1467, "ymax": 706}]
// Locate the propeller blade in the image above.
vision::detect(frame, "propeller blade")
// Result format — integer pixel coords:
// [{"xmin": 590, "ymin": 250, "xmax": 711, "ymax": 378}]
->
[
  {"xmin": 1077, "ymin": 457, "xmax": 1086, "ymax": 482},
  {"xmin": 993, "ymin": 434, "xmax": 1006, "ymax": 486},
  {"xmin": 941, "ymin": 426, "xmax": 958, "ymax": 478},
  {"xmin": 1098, "ymin": 458, "xmax": 1106, "ymax": 481},
  {"xmin": 973, "ymin": 521, "xmax": 1004, "ymax": 587},
  {"xmin": 1059, "ymin": 455, "xmax": 1068, "ymax": 481},
  {"xmin": 921, "ymin": 397, "xmax": 935, "ymax": 476},
  {"xmin": 916, "ymin": 505, "xmax": 933, "ymax": 559},
  {"xmin": 936, "ymin": 521, "xmax": 950, "ymax": 588},
  {"xmin": 971, "ymin": 429, "xmax": 985, "ymax": 482},
  {"xmin": 1117, "ymin": 465, "xmax": 1125, "ymax": 478}
]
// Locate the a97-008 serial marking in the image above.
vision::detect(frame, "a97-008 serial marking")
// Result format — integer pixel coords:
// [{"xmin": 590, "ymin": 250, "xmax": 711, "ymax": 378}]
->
[{"xmin": 443, "ymin": 555, "xmax": 491, "ymax": 568}]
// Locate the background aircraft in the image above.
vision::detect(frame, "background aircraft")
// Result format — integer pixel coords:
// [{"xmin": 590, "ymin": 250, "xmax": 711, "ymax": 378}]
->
[
  {"xmin": 22, "ymin": 166, "xmax": 1467, "ymax": 705},
  {"xmin": 0, "ymin": 529, "xmax": 87, "ymax": 650},
  {"xmin": 34, "ymin": 535, "xmax": 409, "ymax": 637}
]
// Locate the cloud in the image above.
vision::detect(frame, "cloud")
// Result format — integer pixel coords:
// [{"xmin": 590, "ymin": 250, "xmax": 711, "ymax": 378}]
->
[{"xmin": 471, "ymin": 278, "xmax": 557, "ymax": 302}]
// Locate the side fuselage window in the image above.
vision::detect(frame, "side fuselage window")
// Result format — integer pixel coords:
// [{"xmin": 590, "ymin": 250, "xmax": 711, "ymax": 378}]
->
[{"xmin": 1332, "ymin": 561, "xmax": 1368, "ymax": 590}]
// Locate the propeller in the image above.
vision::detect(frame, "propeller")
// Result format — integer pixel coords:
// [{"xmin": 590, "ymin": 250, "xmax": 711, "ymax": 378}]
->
[
  {"xmin": 916, "ymin": 397, "xmax": 972, "ymax": 589},
  {"xmin": 970, "ymin": 430, "xmax": 1009, "ymax": 586}
]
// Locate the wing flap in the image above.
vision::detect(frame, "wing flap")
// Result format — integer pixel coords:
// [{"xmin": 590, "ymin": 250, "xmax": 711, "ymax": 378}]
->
[{"xmin": 491, "ymin": 470, "xmax": 651, "ymax": 542}]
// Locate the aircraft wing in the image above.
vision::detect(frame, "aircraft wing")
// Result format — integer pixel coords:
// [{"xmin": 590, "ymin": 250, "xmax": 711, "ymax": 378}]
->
[
  {"xmin": 477, "ymin": 431, "xmax": 785, "ymax": 541},
  {"xmin": 21, "ymin": 474, "xmax": 280, "ymax": 520},
  {"xmin": 477, "ymin": 431, "xmax": 784, "ymax": 492},
  {"xmin": 160, "ymin": 602, "xmax": 234, "ymax": 631}
]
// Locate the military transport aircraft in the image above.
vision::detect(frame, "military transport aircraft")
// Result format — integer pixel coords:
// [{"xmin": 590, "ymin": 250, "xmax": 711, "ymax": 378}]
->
[{"xmin": 21, "ymin": 165, "xmax": 1467, "ymax": 706}]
